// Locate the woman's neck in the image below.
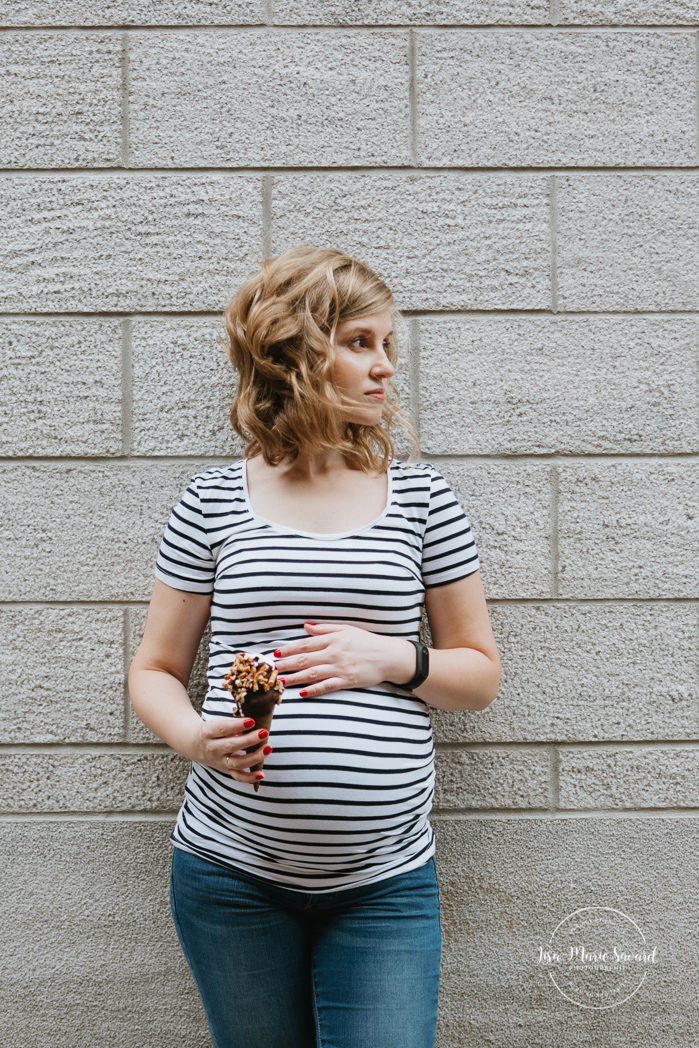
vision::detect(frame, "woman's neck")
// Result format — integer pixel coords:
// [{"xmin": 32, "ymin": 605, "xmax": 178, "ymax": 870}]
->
[
  {"xmin": 245, "ymin": 451, "xmax": 388, "ymax": 534},
  {"xmin": 271, "ymin": 449, "xmax": 358, "ymax": 481}
]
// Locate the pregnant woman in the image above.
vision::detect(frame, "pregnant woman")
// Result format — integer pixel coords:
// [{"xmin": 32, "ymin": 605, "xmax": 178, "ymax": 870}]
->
[{"xmin": 129, "ymin": 245, "xmax": 501, "ymax": 1048}]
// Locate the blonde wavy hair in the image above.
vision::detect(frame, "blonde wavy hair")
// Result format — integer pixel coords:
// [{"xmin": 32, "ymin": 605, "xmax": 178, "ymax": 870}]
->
[{"xmin": 223, "ymin": 245, "xmax": 418, "ymax": 472}]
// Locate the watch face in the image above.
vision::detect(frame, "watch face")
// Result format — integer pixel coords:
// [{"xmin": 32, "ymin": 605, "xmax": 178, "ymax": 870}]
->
[
  {"xmin": 419, "ymin": 642, "xmax": 429, "ymax": 674},
  {"xmin": 404, "ymin": 640, "xmax": 428, "ymax": 690}
]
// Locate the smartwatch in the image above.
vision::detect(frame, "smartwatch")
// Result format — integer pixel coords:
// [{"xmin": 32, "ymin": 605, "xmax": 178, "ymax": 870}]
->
[{"xmin": 403, "ymin": 639, "xmax": 430, "ymax": 691}]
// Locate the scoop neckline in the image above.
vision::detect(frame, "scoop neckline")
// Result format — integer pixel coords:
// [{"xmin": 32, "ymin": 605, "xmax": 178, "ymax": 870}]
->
[{"xmin": 241, "ymin": 459, "xmax": 395, "ymax": 540}]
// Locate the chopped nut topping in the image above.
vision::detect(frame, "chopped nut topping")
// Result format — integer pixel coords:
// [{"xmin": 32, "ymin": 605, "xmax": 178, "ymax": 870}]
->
[{"xmin": 223, "ymin": 652, "xmax": 284, "ymax": 715}]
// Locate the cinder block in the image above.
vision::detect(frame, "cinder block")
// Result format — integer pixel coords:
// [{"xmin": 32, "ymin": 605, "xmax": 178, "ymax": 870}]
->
[
  {"xmin": 430, "ymin": 603, "xmax": 699, "ymax": 744},
  {"xmin": 0, "ymin": 319, "xmax": 122, "ymax": 455},
  {"xmin": 127, "ymin": 607, "xmax": 210, "ymax": 743},
  {"xmin": 557, "ymin": 174, "xmax": 699, "ymax": 310},
  {"xmin": 558, "ymin": 746, "xmax": 699, "ymax": 809},
  {"xmin": 0, "ymin": 822, "xmax": 207, "ymax": 1048},
  {"xmin": 0, "ymin": 608, "xmax": 125, "ymax": 743},
  {"xmin": 131, "ymin": 317, "xmax": 242, "ymax": 456},
  {"xmin": 0, "ymin": 175, "xmax": 263, "ymax": 312},
  {"xmin": 274, "ymin": 0, "xmax": 548, "ymax": 23},
  {"xmin": 433, "ymin": 461, "xmax": 553, "ymax": 598},
  {"xmin": 433, "ymin": 817, "xmax": 699, "ymax": 1045},
  {"xmin": 0, "ymin": 462, "xmax": 210, "ymax": 601},
  {"xmin": 419, "ymin": 315, "xmax": 699, "ymax": 455},
  {"xmin": 434, "ymin": 748, "xmax": 549, "ymax": 809},
  {"xmin": 1, "ymin": 0, "xmax": 263, "ymax": 24},
  {"xmin": 558, "ymin": 463, "xmax": 699, "ymax": 598},
  {"xmin": 0, "ymin": 752, "xmax": 188, "ymax": 812},
  {"xmin": 272, "ymin": 173, "xmax": 551, "ymax": 311},
  {"xmin": 0, "ymin": 32, "xmax": 121, "ymax": 167},
  {"xmin": 559, "ymin": 1, "xmax": 699, "ymax": 23},
  {"xmin": 129, "ymin": 30, "xmax": 410, "ymax": 167},
  {"xmin": 416, "ymin": 31, "xmax": 695, "ymax": 167}
]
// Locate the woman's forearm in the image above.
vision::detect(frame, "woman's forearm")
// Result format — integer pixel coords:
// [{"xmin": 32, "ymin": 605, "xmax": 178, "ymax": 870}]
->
[
  {"xmin": 129, "ymin": 667, "xmax": 205, "ymax": 762},
  {"xmin": 385, "ymin": 640, "xmax": 500, "ymax": 713},
  {"xmin": 275, "ymin": 620, "xmax": 500, "ymax": 710},
  {"xmin": 416, "ymin": 646, "xmax": 500, "ymax": 712}
]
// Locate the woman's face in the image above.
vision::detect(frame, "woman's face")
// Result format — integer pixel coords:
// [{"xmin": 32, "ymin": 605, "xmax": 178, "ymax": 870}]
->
[{"xmin": 332, "ymin": 310, "xmax": 395, "ymax": 426}]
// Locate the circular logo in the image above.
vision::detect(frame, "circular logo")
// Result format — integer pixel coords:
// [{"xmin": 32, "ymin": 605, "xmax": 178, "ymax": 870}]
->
[{"xmin": 537, "ymin": 907, "xmax": 658, "ymax": 1009}]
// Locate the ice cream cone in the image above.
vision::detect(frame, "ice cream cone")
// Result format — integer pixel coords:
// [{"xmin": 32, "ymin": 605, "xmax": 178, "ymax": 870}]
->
[
  {"xmin": 240, "ymin": 693, "xmax": 278, "ymax": 792},
  {"xmin": 223, "ymin": 653, "xmax": 285, "ymax": 792}
]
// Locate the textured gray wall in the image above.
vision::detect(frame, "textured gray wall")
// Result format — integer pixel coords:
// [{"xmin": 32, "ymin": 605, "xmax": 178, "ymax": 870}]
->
[{"xmin": 1, "ymin": 3, "xmax": 698, "ymax": 1046}]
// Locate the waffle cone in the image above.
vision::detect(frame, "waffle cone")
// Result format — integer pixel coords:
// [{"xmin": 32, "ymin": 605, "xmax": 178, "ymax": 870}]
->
[
  {"xmin": 240, "ymin": 692, "xmax": 278, "ymax": 793},
  {"xmin": 223, "ymin": 652, "xmax": 284, "ymax": 794}
]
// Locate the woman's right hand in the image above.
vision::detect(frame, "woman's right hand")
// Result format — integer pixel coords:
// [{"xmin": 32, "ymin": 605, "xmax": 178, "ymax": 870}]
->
[{"xmin": 196, "ymin": 716, "xmax": 273, "ymax": 784}]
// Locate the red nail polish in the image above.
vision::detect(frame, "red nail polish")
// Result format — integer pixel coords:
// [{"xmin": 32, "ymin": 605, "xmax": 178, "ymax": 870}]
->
[
  {"xmin": 274, "ymin": 650, "xmax": 282, "ymax": 658},
  {"xmin": 256, "ymin": 773, "xmax": 264, "ymax": 780},
  {"xmin": 243, "ymin": 718, "xmax": 255, "ymax": 728},
  {"xmin": 299, "ymin": 689, "xmax": 308, "ymax": 698},
  {"xmin": 304, "ymin": 623, "xmax": 315, "ymax": 628},
  {"xmin": 262, "ymin": 745, "xmax": 273, "ymax": 756},
  {"xmin": 258, "ymin": 729, "xmax": 269, "ymax": 740},
  {"xmin": 279, "ymin": 678, "xmax": 286, "ymax": 686}
]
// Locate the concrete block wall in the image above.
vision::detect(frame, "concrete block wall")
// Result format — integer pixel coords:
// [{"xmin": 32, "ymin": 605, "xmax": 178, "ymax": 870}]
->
[{"xmin": 1, "ymin": 4, "xmax": 698, "ymax": 1046}]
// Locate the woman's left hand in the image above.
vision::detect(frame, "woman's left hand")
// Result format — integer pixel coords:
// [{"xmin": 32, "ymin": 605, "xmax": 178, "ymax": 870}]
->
[{"xmin": 273, "ymin": 623, "xmax": 415, "ymax": 697}]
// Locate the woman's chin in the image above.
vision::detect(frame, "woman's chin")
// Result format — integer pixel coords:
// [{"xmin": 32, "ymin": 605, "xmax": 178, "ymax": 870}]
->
[{"xmin": 341, "ymin": 407, "xmax": 384, "ymax": 427}]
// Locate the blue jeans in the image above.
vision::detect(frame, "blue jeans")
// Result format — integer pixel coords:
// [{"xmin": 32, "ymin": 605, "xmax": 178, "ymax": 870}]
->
[{"xmin": 170, "ymin": 848, "xmax": 442, "ymax": 1048}]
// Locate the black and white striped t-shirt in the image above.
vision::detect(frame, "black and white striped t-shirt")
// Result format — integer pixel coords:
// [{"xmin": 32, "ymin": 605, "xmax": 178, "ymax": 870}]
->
[{"xmin": 155, "ymin": 458, "xmax": 480, "ymax": 892}]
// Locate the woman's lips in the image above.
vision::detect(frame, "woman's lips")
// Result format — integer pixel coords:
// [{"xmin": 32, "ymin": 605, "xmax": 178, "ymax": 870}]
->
[{"xmin": 364, "ymin": 390, "xmax": 385, "ymax": 401}]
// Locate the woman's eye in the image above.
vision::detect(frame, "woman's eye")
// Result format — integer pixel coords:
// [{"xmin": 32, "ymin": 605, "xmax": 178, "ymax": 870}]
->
[{"xmin": 347, "ymin": 337, "xmax": 391, "ymax": 349}]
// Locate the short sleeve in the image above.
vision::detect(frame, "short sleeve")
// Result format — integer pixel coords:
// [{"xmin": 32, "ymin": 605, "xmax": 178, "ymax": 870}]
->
[
  {"xmin": 154, "ymin": 475, "xmax": 215, "ymax": 594},
  {"xmin": 421, "ymin": 467, "xmax": 480, "ymax": 588}
]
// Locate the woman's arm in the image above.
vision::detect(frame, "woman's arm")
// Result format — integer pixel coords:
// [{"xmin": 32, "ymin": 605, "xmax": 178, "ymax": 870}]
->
[
  {"xmin": 415, "ymin": 570, "xmax": 501, "ymax": 711},
  {"xmin": 128, "ymin": 579, "xmax": 272, "ymax": 784},
  {"xmin": 274, "ymin": 570, "xmax": 500, "ymax": 713}
]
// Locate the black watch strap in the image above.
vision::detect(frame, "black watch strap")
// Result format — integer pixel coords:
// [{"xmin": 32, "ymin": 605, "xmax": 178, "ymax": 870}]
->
[{"xmin": 403, "ymin": 639, "xmax": 430, "ymax": 691}]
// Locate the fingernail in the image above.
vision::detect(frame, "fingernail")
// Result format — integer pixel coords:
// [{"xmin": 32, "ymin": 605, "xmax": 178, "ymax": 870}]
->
[
  {"xmin": 299, "ymin": 689, "xmax": 308, "ymax": 698},
  {"xmin": 279, "ymin": 678, "xmax": 286, "ymax": 685},
  {"xmin": 256, "ymin": 773, "xmax": 264, "ymax": 780},
  {"xmin": 304, "ymin": 623, "xmax": 316, "ymax": 628},
  {"xmin": 262, "ymin": 745, "xmax": 273, "ymax": 756},
  {"xmin": 258, "ymin": 729, "xmax": 269, "ymax": 740},
  {"xmin": 243, "ymin": 718, "xmax": 255, "ymax": 728},
  {"xmin": 274, "ymin": 650, "xmax": 282, "ymax": 658}
]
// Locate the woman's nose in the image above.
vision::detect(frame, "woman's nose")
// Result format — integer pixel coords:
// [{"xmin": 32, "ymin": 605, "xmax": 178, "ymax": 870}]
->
[{"xmin": 372, "ymin": 347, "xmax": 395, "ymax": 377}]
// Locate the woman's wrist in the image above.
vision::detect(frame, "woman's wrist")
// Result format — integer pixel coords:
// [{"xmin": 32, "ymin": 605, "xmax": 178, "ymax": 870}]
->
[
  {"xmin": 181, "ymin": 715, "xmax": 207, "ymax": 764},
  {"xmin": 384, "ymin": 637, "xmax": 418, "ymax": 687}
]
